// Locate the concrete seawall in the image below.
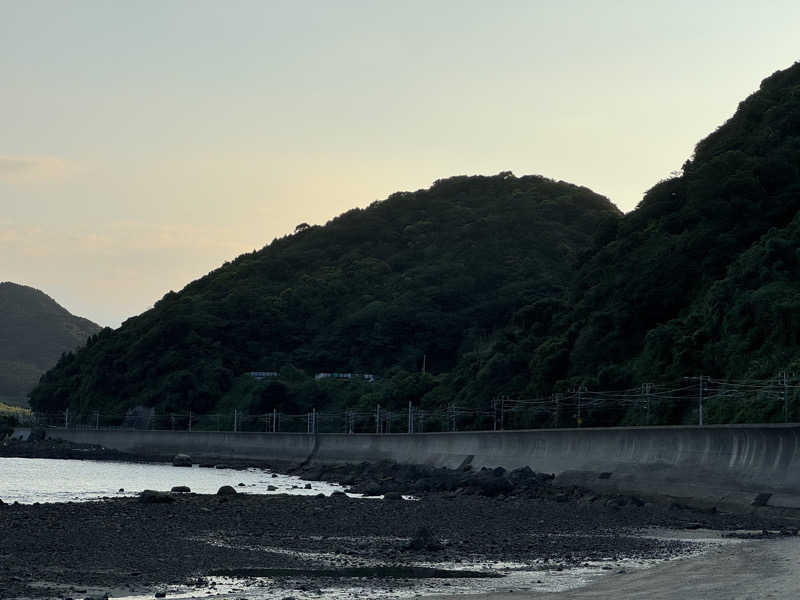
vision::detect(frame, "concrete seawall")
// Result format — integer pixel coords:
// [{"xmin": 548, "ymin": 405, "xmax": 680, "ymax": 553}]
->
[{"xmin": 41, "ymin": 425, "xmax": 800, "ymax": 511}]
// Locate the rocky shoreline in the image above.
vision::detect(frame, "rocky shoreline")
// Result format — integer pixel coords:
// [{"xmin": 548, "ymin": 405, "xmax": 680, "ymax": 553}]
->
[
  {"xmin": 1, "ymin": 437, "xmax": 798, "ymax": 599},
  {"xmin": 3, "ymin": 485, "xmax": 791, "ymax": 600}
]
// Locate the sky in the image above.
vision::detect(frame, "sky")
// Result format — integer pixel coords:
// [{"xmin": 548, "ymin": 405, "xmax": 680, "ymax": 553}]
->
[{"xmin": 1, "ymin": 1, "xmax": 799, "ymax": 327}]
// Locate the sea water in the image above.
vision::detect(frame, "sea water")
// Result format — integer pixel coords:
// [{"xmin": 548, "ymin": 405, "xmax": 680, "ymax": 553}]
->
[{"xmin": 0, "ymin": 457, "xmax": 347, "ymax": 503}]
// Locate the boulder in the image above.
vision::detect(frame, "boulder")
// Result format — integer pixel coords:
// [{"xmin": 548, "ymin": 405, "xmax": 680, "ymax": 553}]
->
[
  {"xmin": 172, "ymin": 454, "xmax": 192, "ymax": 467},
  {"xmin": 171, "ymin": 486, "xmax": 191, "ymax": 493},
  {"xmin": 217, "ymin": 485, "xmax": 237, "ymax": 496},
  {"xmin": 383, "ymin": 491, "xmax": 404, "ymax": 501},
  {"xmin": 404, "ymin": 527, "xmax": 444, "ymax": 552},
  {"xmin": 359, "ymin": 481, "xmax": 384, "ymax": 496},
  {"xmin": 139, "ymin": 490, "xmax": 175, "ymax": 504}
]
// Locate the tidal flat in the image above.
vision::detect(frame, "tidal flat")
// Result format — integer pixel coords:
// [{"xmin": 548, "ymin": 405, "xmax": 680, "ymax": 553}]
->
[{"xmin": 1, "ymin": 485, "xmax": 794, "ymax": 600}]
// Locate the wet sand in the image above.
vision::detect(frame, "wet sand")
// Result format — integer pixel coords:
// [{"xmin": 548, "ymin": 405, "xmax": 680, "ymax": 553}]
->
[{"xmin": 432, "ymin": 534, "xmax": 800, "ymax": 599}]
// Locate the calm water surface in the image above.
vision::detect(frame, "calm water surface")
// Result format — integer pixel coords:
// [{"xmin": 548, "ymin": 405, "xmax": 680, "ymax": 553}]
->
[{"xmin": 0, "ymin": 457, "xmax": 347, "ymax": 503}]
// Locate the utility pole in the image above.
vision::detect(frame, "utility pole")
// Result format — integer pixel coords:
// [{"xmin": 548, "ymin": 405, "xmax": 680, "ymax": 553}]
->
[
  {"xmin": 779, "ymin": 371, "xmax": 790, "ymax": 422},
  {"xmin": 376, "ymin": 404, "xmax": 381, "ymax": 434},
  {"xmin": 642, "ymin": 383, "xmax": 653, "ymax": 425},
  {"xmin": 422, "ymin": 354, "xmax": 427, "ymax": 374},
  {"xmin": 554, "ymin": 393, "xmax": 561, "ymax": 429},
  {"xmin": 188, "ymin": 410, "xmax": 192, "ymax": 432},
  {"xmin": 685, "ymin": 376, "xmax": 709, "ymax": 426},
  {"xmin": 577, "ymin": 386, "xmax": 587, "ymax": 427},
  {"xmin": 698, "ymin": 377, "xmax": 704, "ymax": 426},
  {"xmin": 408, "ymin": 401, "xmax": 414, "ymax": 433},
  {"xmin": 65, "ymin": 408, "xmax": 69, "ymax": 429},
  {"xmin": 234, "ymin": 409, "xmax": 238, "ymax": 432},
  {"xmin": 273, "ymin": 408, "xmax": 277, "ymax": 432}
]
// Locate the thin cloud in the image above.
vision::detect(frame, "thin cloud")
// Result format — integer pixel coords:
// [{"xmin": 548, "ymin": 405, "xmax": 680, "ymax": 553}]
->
[{"xmin": 0, "ymin": 156, "xmax": 71, "ymax": 179}]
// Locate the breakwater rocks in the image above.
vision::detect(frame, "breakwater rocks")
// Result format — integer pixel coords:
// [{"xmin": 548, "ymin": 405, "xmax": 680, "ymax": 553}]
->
[{"xmin": 294, "ymin": 460, "xmax": 582, "ymax": 501}]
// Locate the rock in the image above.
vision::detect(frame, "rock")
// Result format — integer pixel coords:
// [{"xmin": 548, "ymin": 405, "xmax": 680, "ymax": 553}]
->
[
  {"xmin": 271, "ymin": 473, "xmax": 278, "ymax": 478},
  {"xmin": 171, "ymin": 486, "xmax": 191, "ymax": 493},
  {"xmin": 139, "ymin": 490, "xmax": 175, "ymax": 504},
  {"xmin": 118, "ymin": 488, "xmax": 125, "ymax": 493},
  {"xmin": 330, "ymin": 490, "xmax": 347, "ymax": 498},
  {"xmin": 383, "ymin": 491, "xmax": 404, "ymax": 501},
  {"xmin": 267, "ymin": 485, "xmax": 278, "ymax": 491},
  {"xmin": 155, "ymin": 592, "xmax": 167, "ymax": 598},
  {"xmin": 217, "ymin": 485, "xmax": 237, "ymax": 496},
  {"xmin": 752, "ymin": 492, "xmax": 772, "ymax": 507},
  {"xmin": 473, "ymin": 475, "xmax": 513, "ymax": 497},
  {"xmin": 359, "ymin": 481, "xmax": 384, "ymax": 496},
  {"xmin": 238, "ymin": 482, "xmax": 246, "ymax": 487},
  {"xmin": 404, "ymin": 527, "xmax": 444, "ymax": 552},
  {"xmin": 304, "ymin": 483, "xmax": 312, "ymax": 489},
  {"xmin": 172, "ymin": 454, "xmax": 192, "ymax": 467}
]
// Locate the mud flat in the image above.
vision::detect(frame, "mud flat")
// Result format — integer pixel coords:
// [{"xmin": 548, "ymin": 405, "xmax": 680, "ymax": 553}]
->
[{"xmin": 1, "ymin": 485, "xmax": 796, "ymax": 599}]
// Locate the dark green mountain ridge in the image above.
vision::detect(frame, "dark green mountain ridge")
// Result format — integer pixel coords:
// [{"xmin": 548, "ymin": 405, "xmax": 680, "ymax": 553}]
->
[
  {"xmin": 31, "ymin": 61, "xmax": 800, "ymax": 425},
  {"xmin": 31, "ymin": 174, "xmax": 619, "ymax": 416},
  {"xmin": 0, "ymin": 282, "xmax": 101, "ymax": 405}
]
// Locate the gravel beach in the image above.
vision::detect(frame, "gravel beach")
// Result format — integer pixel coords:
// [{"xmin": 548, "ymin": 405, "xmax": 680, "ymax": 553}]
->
[
  {"xmin": 1, "ymin": 484, "xmax": 794, "ymax": 599},
  {"xmin": 1, "ymin": 437, "xmax": 798, "ymax": 599}
]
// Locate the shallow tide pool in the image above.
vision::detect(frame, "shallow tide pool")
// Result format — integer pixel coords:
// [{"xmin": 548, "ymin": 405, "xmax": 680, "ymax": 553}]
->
[{"xmin": 0, "ymin": 456, "xmax": 348, "ymax": 503}]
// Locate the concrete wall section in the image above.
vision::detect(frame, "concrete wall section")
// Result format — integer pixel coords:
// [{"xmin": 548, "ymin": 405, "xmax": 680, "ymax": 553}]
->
[{"xmin": 41, "ymin": 425, "xmax": 800, "ymax": 510}]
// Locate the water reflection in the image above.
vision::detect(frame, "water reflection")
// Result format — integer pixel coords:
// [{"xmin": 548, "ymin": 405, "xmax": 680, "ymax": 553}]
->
[{"xmin": 0, "ymin": 457, "xmax": 348, "ymax": 504}]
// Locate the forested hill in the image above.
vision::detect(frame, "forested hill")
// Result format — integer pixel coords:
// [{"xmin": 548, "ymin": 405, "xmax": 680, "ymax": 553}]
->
[
  {"xmin": 450, "ymin": 61, "xmax": 800, "ymax": 422},
  {"xmin": 0, "ymin": 282, "xmax": 100, "ymax": 405},
  {"xmin": 30, "ymin": 175, "xmax": 619, "ymax": 415},
  {"xmin": 30, "ymin": 61, "xmax": 800, "ymax": 425}
]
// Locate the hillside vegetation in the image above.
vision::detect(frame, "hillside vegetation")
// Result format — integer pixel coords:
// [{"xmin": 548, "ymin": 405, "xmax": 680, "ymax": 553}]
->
[
  {"xmin": 30, "ymin": 61, "xmax": 800, "ymax": 427},
  {"xmin": 0, "ymin": 282, "xmax": 100, "ymax": 405},
  {"xmin": 31, "ymin": 175, "xmax": 619, "ymax": 418}
]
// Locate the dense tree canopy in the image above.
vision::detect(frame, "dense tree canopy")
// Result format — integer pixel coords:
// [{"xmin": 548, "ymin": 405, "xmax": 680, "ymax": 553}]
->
[
  {"xmin": 30, "ymin": 174, "xmax": 618, "ymax": 416},
  {"xmin": 30, "ymin": 61, "xmax": 800, "ymax": 426}
]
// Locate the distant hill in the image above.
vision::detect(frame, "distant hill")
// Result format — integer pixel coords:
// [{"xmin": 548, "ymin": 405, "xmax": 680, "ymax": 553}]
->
[
  {"xmin": 30, "ymin": 61, "xmax": 800, "ymax": 427},
  {"xmin": 0, "ymin": 282, "xmax": 101, "ymax": 405}
]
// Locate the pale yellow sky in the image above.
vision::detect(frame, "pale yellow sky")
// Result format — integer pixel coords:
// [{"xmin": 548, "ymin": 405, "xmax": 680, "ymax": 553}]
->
[{"xmin": 1, "ymin": 1, "xmax": 798, "ymax": 326}]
